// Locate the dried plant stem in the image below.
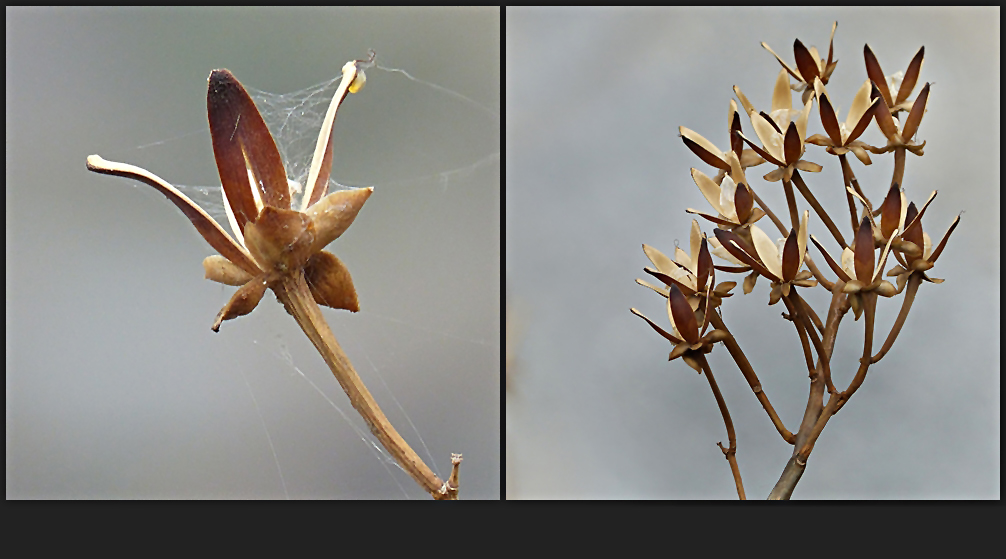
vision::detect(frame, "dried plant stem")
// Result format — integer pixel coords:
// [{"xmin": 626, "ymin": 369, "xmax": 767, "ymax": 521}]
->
[
  {"xmin": 871, "ymin": 272, "xmax": 923, "ymax": 363},
  {"xmin": 709, "ymin": 311, "xmax": 795, "ymax": 444},
  {"xmin": 786, "ymin": 292, "xmax": 836, "ymax": 395},
  {"xmin": 792, "ymin": 171, "xmax": 846, "ymax": 248},
  {"xmin": 838, "ymin": 292, "xmax": 877, "ymax": 409},
  {"xmin": 769, "ymin": 284, "xmax": 848, "ymax": 499},
  {"xmin": 274, "ymin": 272, "xmax": 460, "ymax": 499},
  {"xmin": 783, "ymin": 294, "xmax": 816, "ymax": 375},
  {"xmin": 749, "ymin": 185, "xmax": 788, "ymax": 237},
  {"xmin": 696, "ymin": 354, "xmax": 746, "ymax": 500},
  {"xmin": 793, "ymin": 293, "xmax": 876, "ymax": 462},
  {"xmin": 838, "ymin": 154, "xmax": 862, "ymax": 233},
  {"xmin": 804, "ymin": 255, "xmax": 836, "ymax": 293}
]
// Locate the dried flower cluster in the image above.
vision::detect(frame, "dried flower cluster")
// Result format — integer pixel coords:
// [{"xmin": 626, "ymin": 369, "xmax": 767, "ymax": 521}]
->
[{"xmin": 632, "ymin": 22, "xmax": 958, "ymax": 499}]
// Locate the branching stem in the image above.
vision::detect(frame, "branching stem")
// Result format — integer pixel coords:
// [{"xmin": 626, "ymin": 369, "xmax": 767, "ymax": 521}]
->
[
  {"xmin": 793, "ymin": 170, "xmax": 846, "ymax": 248},
  {"xmin": 872, "ymin": 272, "xmax": 923, "ymax": 363},
  {"xmin": 709, "ymin": 311, "xmax": 795, "ymax": 444},
  {"xmin": 696, "ymin": 354, "xmax": 746, "ymax": 500}
]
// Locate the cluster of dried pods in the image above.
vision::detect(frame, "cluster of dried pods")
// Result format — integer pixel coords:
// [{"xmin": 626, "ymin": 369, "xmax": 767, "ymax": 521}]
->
[{"xmin": 632, "ymin": 23, "xmax": 959, "ymax": 499}]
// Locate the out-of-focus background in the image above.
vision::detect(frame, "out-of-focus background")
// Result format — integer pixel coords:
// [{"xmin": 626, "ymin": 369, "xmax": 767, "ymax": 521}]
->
[
  {"xmin": 8, "ymin": 7, "xmax": 499, "ymax": 499},
  {"xmin": 507, "ymin": 7, "xmax": 998, "ymax": 498}
]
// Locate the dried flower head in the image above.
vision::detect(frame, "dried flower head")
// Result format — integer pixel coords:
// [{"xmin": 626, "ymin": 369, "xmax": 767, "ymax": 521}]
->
[
  {"xmin": 713, "ymin": 211, "xmax": 816, "ymax": 304},
  {"xmin": 869, "ymin": 80, "xmax": 930, "ymax": 157},
  {"xmin": 864, "ymin": 44, "xmax": 925, "ymax": 118},
  {"xmin": 679, "ymin": 100, "xmax": 765, "ymax": 184},
  {"xmin": 805, "ymin": 77, "xmax": 881, "ymax": 165},
  {"xmin": 87, "ymin": 60, "xmax": 373, "ymax": 331},
  {"xmin": 761, "ymin": 21, "xmax": 839, "ymax": 104},
  {"xmin": 686, "ymin": 163, "xmax": 766, "ymax": 230},
  {"xmin": 885, "ymin": 191, "xmax": 960, "ymax": 291},
  {"xmin": 735, "ymin": 70, "xmax": 822, "ymax": 183}
]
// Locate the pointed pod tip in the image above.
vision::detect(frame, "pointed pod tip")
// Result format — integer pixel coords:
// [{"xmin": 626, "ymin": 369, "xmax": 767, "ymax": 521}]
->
[{"xmin": 208, "ymin": 69, "xmax": 237, "ymax": 88}]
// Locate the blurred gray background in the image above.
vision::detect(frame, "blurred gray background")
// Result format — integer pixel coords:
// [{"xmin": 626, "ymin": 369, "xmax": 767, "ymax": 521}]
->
[
  {"xmin": 8, "ymin": 7, "xmax": 499, "ymax": 499},
  {"xmin": 507, "ymin": 7, "xmax": 998, "ymax": 498}
]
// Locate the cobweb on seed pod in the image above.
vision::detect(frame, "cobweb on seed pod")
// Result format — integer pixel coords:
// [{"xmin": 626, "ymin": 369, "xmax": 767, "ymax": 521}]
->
[{"xmin": 108, "ymin": 58, "xmax": 500, "ymax": 499}]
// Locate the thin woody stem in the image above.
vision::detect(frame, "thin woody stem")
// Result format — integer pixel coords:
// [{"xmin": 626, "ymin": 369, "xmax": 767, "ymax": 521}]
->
[
  {"xmin": 792, "ymin": 170, "xmax": 847, "ymax": 248},
  {"xmin": 795, "ymin": 291, "xmax": 877, "ymax": 462},
  {"xmin": 696, "ymin": 354, "xmax": 746, "ymax": 500},
  {"xmin": 274, "ymin": 272, "xmax": 459, "ymax": 499},
  {"xmin": 838, "ymin": 291, "xmax": 877, "ymax": 410},
  {"xmin": 838, "ymin": 154, "xmax": 862, "ymax": 234},
  {"xmin": 749, "ymin": 185, "xmax": 787, "ymax": 237},
  {"xmin": 871, "ymin": 272, "xmax": 923, "ymax": 363},
  {"xmin": 709, "ymin": 311, "xmax": 795, "ymax": 444},
  {"xmin": 782, "ymin": 293, "xmax": 816, "ymax": 376},
  {"xmin": 789, "ymin": 291, "xmax": 837, "ymax": 395},
  {"xmin": 768, "ymin": 283, "xmax": 848, "ymax": 499},
  {"xmin": 804, "ymin": 254, "xmax": 835, "ymax": 293}
]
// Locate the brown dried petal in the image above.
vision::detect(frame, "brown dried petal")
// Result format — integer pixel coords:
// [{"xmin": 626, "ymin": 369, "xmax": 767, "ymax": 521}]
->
[
  {"xmin": 204, "ymin": 255, "xmax": 255, "ymax": 286},
  {"xmin": 304, "ymin": 250, "xmax": 360, "ymax": 312},
  {"xmin": 880, "ymin": 184, "xmax": 902, "ymax": 240},
  {"xmin": 737, "ymin": 130, "xmax": 784, "ymax": 168},
  {"xmin": 847, "ymin": 95, "xmax": 880, "ymax": 144},
  {"xmin": 896, "ymin": 46, "xmax": 925, "ymax": 106},
  {"xmin": 743, "ymin": 271, "xmax": 758, "ymax": 294},
  {"xmin": 211, "ymin": 276, "xmax": 269, "ymax": 332},
  {"xmin": 864, "ymin": 45, "xmax": 892, "ymax": 109},
  {"xmin": 928, "ymin": 215, "xmax": 960, "ymax": 264},
  {"xmin": 793, "ymin": 38, "xmax": 820, "ymax": 85},
  {"xmin": 901, "ymin": 82, "xmax": 930, "ymax": 141},
  {"xmin": 669, "ymin": 284, "xmax": 699, "ymax": 346},
  {"xmin": 781, "ymin": 230, "xmax": 800, "ymax": 282},
  {"xmin": 208, "ymin": 69, "xmax": 290, "ymax": 231},
  {"xmin": 854, "ymin": 217, "xmax": 875, "ymax": 282},
  {"xmin": 734, "ymin": 181, "xmax": 753, "ymax": 224},
  {"xmin": 871, "ymin": 82, "xmax": 899, "ymax": 139},
  {"xmin": 680, "ymin": 127, "xmax": 731, "ymax": 171},
  {"xmin": 817, "ymin": 88, "xmax": 843, "ymax": 146},
  {"xmin": 810, "ymin": 234, "xmax": 852, "ymax": 283},
  {"xmin": 713, "ymin": 228, "xmax": 774, "ymax": 281},
  {"xmin": 901, "ymin": 201, "xmax": 924, "ymax": 260},
  {"xmin": 874, "ymin": 280, "xmax": 898, "ymax": 297},
  {"xmin": 696, "ymin": 237, "xmax": 712, "ymax": 292},
  {"xmin": 631, "ymin": 308, "xmax": 683, "ymax": 345},
  {"xmin": 784, "ymin": 122, "xmax": 802, "ymax": 165},
  {"xmin": 306, "ymin": 187, "xmax": 374, "ymax": 253},
  {"xmin": 85, "ymin": 155, "xmax": 261, "ymax": 277}
]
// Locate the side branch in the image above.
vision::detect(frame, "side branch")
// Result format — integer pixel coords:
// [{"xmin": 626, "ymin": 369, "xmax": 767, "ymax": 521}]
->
[
  {"xmin": 871, "ymin": 272, "xmax": 922, "ymax": 363},
  {"xmin": 793, "ymin": 170, "xmax": 847, "ymax": 248},
  {"xmin": 697, "ymin": 354, "xmax": 746, "ymax": 500},
  {"xmin": 708, "ymin": 311, "xmax": 795, "ymax": 444}
]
